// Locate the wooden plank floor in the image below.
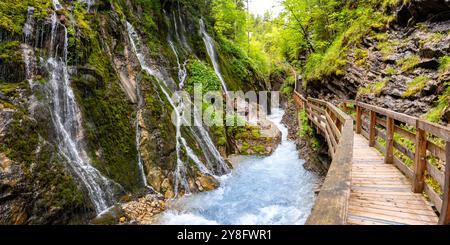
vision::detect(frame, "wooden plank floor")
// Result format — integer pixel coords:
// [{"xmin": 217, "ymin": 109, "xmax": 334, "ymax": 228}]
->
[{"xmin": 347, "ymin": 134, "xmax": 439, "ymax": 225}]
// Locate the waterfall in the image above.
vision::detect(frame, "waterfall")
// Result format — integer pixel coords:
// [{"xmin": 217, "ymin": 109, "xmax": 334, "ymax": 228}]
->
[
  {"xmin": 23, "ymin": 7, "xmax": 34, "ymax": 44},
  {"xmin": 134, "ymin": 69, "xmax": 150, "ymax": 188},
  {"xmin": 80, "ymin": 0, "xmax": 95, "ymax": 12},
  {"xmin": 45, "ymin": 13, "xmax": 116, "ymax": 213},
  {"xmin": 168, "ymin": 40, "xmax": 187, "ymax": 89},
  {"xmin": 22, "ymin": 7, "xmax": 36, "ymax": 86},
  {"xmin": 165, "ymin": 12, "xmax": 230, "ymax": 175},
  {"xmin": 199, "ymin": 19, "xmax": 229, "ymax": 94},
  {"xmin": 127, "ymin": 22, "xmax": 220, "ymax": 196},
  {"xmin": 52, "ymin": 0, "xmax": 63, "ymax": 11}
]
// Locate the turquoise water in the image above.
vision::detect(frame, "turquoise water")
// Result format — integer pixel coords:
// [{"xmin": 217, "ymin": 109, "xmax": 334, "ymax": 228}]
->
[{"xmin": 158, "ymin": 108, "xmax": 318, "ymax": 225}]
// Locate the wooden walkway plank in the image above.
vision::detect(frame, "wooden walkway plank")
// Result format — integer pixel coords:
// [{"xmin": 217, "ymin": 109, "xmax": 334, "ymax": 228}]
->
[{"xmin": 347, "ymin": 134, "xmax": 439, "ymax": 225}]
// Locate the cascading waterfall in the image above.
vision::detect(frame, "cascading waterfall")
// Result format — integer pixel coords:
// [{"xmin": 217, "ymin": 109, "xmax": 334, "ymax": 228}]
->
[
  {"xmin": 127, "ymin": 22, "xmax": 212, "ymax": 196},
  {"xmin": 127, "ymin": 23, "xmax": 228, "ymax": 196},
  {"xmin": 45, "ymin": 12, "xmax": 116, "ymax": 213},
  {"xmin": 165, "ymin": 12, "xmax": 230, "ymax": 175},
  {"xmin": 22, "ymin": 7, "xmax": 36, "ymax": 87},
  {"xmin": 52, "ymin": 0, "xmax": 62, "ymax": 11},
  {"xmin": 199, "ymin": 19, "xmax": 229, "ymax": 94},
  {"xmin": 23, "ymin": 7, "xmax": 34, "ymax": 44},
  {"xmin": 168, "ymin": 40, "xmax": 187, "ymax": 89},
  {"xmin": 135, "ymin": 80, "xmax": 149, "ymax": 188},
  {"xmin": 80, "ymin": 0, "xmax": 95, "ymax": 12}
]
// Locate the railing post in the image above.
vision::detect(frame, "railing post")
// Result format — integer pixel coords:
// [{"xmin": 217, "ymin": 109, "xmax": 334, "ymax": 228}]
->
[
  {"xmin": 385, "ymin": 117, "xmax": 394, "ymax": 164},
  {"xmin": 412, "ymin": 121, "xmax": 427, "ymax": 193},
  {"xmin": 356, "ymin": 105, "xmax": 362, "ymax": 134},
  {"xmin": 369, "ymin": 111, "xmax": 377, "ymax": 147},
  {"xmin": 439, "ymin": 141, "xmax": 450, "ymax": 224}
]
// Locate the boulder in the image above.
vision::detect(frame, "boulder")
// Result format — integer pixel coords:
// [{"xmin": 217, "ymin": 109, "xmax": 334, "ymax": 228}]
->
[{"xmin": 396, "ymin": 0, "xmax": 450, "ymax": 26}]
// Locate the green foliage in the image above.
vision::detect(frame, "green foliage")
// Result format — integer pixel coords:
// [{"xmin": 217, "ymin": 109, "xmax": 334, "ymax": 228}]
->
[
  {"xmin": 211, "ymin": 0, "xmax": 246, "ymax": 40},
  {"xmin": 439, "ymin": 56, "xmax": 450, "ymax": 74},
  {"xmin": 280, "ymin": 75, "xmax": 295, "ymax": 96},
  {"xmin": 396, "ymin": 54, "xmax": 420, "ymax": 72},
  {"xmin": 217, "ymin": 37, "xmax": 266, "ymax": 91},
  {"xmin": 393, "ymin": 131, "xmax": 415, "ymax": 167},
  {"xmin": 185, "ymin": 59, "xmax": 221, "ymax": 94},
  {"xmin": 0, "ymin": 41, "xmax": 21, "ymax": 62},
  {"xmin": 303, "ymin": 34, "xmax": 347, "ymax": 82},
  {"xmin": 424, "ymin": 82, "xmax": 449, "ymax": 123},
  {"xmin": 298, "ymin": 109, "xmax": 320, "ymax": 149},
  {"xmin": 359, "ymin": 79, "xmax": 388, "ymax": 95},
  {"xmin": 0, "ymin": 0, "xmax": 51, "ymax": 34},
  {"xmin": 402, "ymin": 76, "xmax": 429, "ymax": 98},
  {"xmin": 279, "ymin": 0, "xmax": 395, "ymax": 84}
]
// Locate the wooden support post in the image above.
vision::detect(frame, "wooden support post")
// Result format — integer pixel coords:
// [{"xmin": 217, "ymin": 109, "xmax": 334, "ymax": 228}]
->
[
  {"xmin": 412, "ymin": 124, "xmax": 427, "ymax": 193},
  {"xmin": 369, "ymin": 111, "xmax": 377, "ymax": 147},
  {"xmin": 336, "ymin": 119, "xmax": 342, "ymax": 133},
  {"xmin": 356, "ymin": 105, "xmax": 362, "ymax": 134},
  {"xmin": 385, "ymin": 117, "xmax": 394, "ymax": 164},
  {"xmin": 439, "ymin": 141, "xmax": 450, "ymax": 225}
]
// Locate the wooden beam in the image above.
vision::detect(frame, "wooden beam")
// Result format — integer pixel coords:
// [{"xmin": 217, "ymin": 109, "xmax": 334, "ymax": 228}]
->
[
  {"xmin": 357, "ymin": 102, "xmax": 416, "ymax": 125},
  {"xmin": 369, "ymin": 111, "xmax": 377, "ymax": 147},
  {"xmin": 385, "ymin": 117, "xmax": 394, "ymax": 164},
  {"xmin": 439, "ymin": 141, "xmax": 450, "ymax": 225},
  {"xmin": 412, "ymin": 126, "xmax": 427, "ymax": 193},
  {"xmin": 356, "ymin": 106, "xmax": 362, "ymax": 134}
]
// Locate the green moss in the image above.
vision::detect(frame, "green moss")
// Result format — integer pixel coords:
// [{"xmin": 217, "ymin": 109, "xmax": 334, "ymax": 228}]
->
[
  {"xmin": 424, "ymin": 83, "xmax": 449, "ymax": 123},
  {"xmin": 0, "ymin": 81, "xmax": 24, "ymax": 95},
  {"xmin": 385, "ymin": 67, "xmax": 397, "ymax": 75},
  {"xmin": 439, "ymin": 56, "xmax": 450, "ymax": 74},
  {"xmin": 354, "ymin": 48, "xmax": 369, "ymax": 67},
  {"xmin": 211, "ymin": 125, "xmax": 227, "ymax": 146},
  {"xmin": 0, "ymin": 41, "xmax": 21, "ymax": 62},
  {"xmin": 251, "ymin": 129, "xmax": 262, "ymax": 138},
  {"xmin": 396, "ymin": 54, "xmax": 421, "ymax": 72},
  {"xmin": 253, "ymin": 145, "xmax": 265, "ymax": 154},
  {"xmin": 359, "ymin": 79, "xmax": 387, "ymax": 95},
  {"xmin": 402, "ymin": 76, "xmax": 429, "ymax": 98},
  {"xmin": 1, "ymin": 109, "xmax": 87, "ymax": 219},
  {"xmin": 241, "ymin": 142, "xmax": 250, "ymax": 153},
  {"xmin": 0, "ymin": 0, "xmax": 51, "ymax": 35},
  {"xmin": 377, "ymin": 40, "xmax": 400, "ymax": 59},
  {"xmin": 70, "ymin": 11, "xmax": 141, "ymax": 191}
]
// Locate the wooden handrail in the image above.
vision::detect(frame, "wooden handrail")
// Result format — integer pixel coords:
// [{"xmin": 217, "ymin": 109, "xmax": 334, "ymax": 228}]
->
[
  {"xmin": 341, "ymin": 100, "xmax": 450, "ymax": 225},
  {"xmin": 293, "ymin": 92, "xmax": 354, "ymax": 224}
]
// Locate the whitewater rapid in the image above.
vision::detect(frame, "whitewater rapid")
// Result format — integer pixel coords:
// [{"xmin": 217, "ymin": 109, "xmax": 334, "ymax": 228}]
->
[{"xmin": 157, "ymin": 108, "xmax": 318, "ymax": 225}]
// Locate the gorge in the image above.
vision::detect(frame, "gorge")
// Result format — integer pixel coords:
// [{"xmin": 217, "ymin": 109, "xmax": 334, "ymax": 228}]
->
[{"xmin": 1, "ymin": 0, "xmax": 449, "ymax": 225}]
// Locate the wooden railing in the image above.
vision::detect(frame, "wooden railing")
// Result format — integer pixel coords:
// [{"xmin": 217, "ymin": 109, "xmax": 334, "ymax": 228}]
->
[
  {"xmin": 293, "ymin": 91, "xmax": 354, "ymax": 224},
  {"xmin": 341, "ymin": 100, "xmax": 450, "ymax": 225}
]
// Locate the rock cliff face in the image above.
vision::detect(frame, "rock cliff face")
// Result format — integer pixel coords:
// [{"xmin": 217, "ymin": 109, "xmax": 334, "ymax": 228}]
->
[
  {"xmin": 305, "ymin": 0, "xmax": 450, "ymax": 124},
  {"xmin": 0, "ymin": 0, "xmax": 269, "ymax": 224}
]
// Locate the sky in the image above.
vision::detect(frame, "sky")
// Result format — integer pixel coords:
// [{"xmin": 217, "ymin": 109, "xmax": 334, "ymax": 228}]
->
[{"xmin": 247, "ymin": 0, "xmax": 284, "ymax": 18}]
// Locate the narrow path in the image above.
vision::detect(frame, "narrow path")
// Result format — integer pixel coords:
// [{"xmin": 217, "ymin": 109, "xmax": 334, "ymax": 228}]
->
[{"xmin": 347, "ymin": 134, "xmax": 439, "ymax": 225}]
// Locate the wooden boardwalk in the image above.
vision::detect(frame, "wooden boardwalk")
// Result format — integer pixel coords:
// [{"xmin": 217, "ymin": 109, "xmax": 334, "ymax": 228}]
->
[
  {"xmin": 296, "ymin": 92, "xmax": 450, "ymax": 225},
  {"xmin": 347, "ymin": 134, "xmax": 439, "ymax": 225}
]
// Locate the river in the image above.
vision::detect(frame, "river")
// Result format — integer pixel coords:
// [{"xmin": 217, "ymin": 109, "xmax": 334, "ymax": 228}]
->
[{"xmin": 157, "ymin": 108, "xmax": 318, "ymax": 225}]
